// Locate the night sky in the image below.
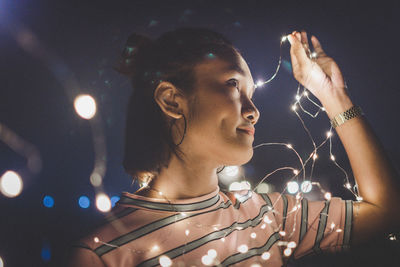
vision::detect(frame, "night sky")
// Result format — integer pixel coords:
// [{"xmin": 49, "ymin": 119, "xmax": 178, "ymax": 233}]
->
[{"xmin": 1, "ymin": 0, "xmax": 399, "ymax": 266}]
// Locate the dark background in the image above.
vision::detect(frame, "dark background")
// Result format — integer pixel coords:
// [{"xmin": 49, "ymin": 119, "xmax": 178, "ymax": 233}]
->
[{"xmin": 0, "ymin": 0, "xmax": 399, "ymax": 266}]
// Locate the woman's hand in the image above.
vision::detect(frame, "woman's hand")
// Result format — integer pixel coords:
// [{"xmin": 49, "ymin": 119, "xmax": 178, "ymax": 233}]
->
[{"xmin": 287, "ymin": 31, "xmax": 353, "ymax": 117}]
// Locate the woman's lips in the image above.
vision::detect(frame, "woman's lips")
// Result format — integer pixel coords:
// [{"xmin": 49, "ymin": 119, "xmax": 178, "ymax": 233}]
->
[{"xmin": 237, "ymin": 128, "xmax": 255, "ymax": 136}]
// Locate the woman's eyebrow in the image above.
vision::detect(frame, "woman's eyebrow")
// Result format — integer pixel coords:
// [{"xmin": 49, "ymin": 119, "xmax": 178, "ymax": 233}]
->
[{"xmin": 225, "ymin": 64, "xmax": 256, "ymax": 94}]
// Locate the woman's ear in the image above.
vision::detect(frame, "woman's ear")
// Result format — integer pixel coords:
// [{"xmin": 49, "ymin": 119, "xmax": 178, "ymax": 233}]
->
[{"xmin": 154, "ymin": 81, "xmax": 185, "ymax": 119}]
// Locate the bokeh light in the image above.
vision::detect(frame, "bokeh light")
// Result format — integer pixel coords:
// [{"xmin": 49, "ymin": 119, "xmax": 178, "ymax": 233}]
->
[
  {"xmin": 78, "ymin": 195, "xmax": 90, "ymax": 209},
  {"xmin": 42, "ymin": 195, "xmax": 54, "ymax": 208},
  {"xmin": 0, "ymin": 170, "xmax": 23, "ymax": 198},
  {"xmin": 218, "ymin": 165, "xmax": 240, "ymax": 185},
  {"xmin": 96, "ymin": 193, "xmax": 111, "ymax": 212},
  {"xmin": 300, "ymin": 180, "xmax": 312, "ymax": 193},
  {"xmin": 287, "ymin": 181, "xmax": 299, "ymax": 194},
  {"xmin": 110, "ymin": 196, "xmax": 120, "ymax": 207},
  {"xmin": 41, "ymin": 244, "xmax": 51, "ymax": 262},
  {"xmin": 255, "ymin": 182, "xmax": 271, "ymax": 193},
  {"xmin": 0, "ymin": 256, "xmax": 3, "ymax": 267},
  {"xmin": 159, "ymin": 255, "xmax": 172, "ymax": 267},
  {"xmin": 74, "ymin": 94, "xmax": 97, "ymax": 120}
]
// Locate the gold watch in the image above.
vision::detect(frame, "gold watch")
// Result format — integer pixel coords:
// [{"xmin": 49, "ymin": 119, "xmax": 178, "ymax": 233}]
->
[{"xmin": 330, "ymin": 106, "xmax": 363, "ymax": 129}]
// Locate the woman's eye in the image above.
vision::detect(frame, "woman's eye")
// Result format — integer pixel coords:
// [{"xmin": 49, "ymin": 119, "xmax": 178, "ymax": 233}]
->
[{"xmin": 227, "ymin": 79, "xmax": 239, "ymax": 90}]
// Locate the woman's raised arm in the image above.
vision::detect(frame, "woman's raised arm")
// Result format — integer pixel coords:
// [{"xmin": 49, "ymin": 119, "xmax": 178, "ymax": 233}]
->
[{"xmin": 287, "ymin": 31, "xmax": 400, "ymax": 245}]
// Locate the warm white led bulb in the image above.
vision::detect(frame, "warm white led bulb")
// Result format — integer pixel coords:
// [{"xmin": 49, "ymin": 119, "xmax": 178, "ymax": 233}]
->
[
  {"xmin": 0, "ymin": 170, "xmax": 23, "ymax": 198},
  {"xmin": 283, "ymin": 248, "xmax": 292, "ymax": 256},
  {"xmin": 287, "ymin": 181, "xmax": 299, "ymax": 194},
  {"xmin": 237, "ymin": 244, "xmax": 248, "ymax": 253},
  {"xmin": 281, "ymin": 35, "xmax": 288, "ymax": 42},
  {"xmin": 74, "ymin": 94, "xmax": 97, "ymax": 120},
  {"xmin": 324, "ymin": 192, "xmax": 332, "ymax": 200},
  {"xmin": 96, "ymin": 193, "xmax": 111, "ymax": 212},
  {"xmin": 159, "ymin": 255, "xmax": 172, "ymax": 267},
  {"xmin": 207, "ymin": 249, "xmax": 217, "ymax": 258},
  {"xmin": 256, "ymin": 80, "xmax": 264, "ymax": 87},
  {"xmin": 261, "ymin": 252, "xmax": 271, "ymax": 260}
]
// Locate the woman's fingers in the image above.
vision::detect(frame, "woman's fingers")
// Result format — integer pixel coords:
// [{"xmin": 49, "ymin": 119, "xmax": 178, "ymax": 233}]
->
[
  {"xmin": 300, "ymin": 31, "xmax": 311, "ymax": 58},
  {"xmin": 311, "ymin": 35, "xmax": 326, "ymax": 57},
  {"xmin": 288, "ymin": 32, "xmax": 311, "ymax": 67}
]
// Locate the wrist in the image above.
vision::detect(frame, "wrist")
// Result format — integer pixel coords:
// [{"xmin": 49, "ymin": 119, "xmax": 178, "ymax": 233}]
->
[{"xmin": 320, "ymin": 90, "xmax": 354, "ymax": 119}]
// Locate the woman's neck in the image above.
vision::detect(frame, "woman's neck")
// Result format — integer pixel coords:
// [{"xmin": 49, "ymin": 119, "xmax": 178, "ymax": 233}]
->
[{"xmin": 135, "ymin": 155, "xmax": 220, "ymax": 200}]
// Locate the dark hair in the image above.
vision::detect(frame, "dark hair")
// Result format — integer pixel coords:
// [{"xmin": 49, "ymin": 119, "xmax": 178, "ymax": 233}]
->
[{"xmin": 117, "ymin": 27, "xmax": 240, "ymax": 183}]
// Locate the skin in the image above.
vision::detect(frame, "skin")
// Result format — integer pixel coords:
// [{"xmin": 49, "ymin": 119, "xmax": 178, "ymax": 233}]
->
[
  {"xmin": 136, "ymin": 53, "xmax": 259, "ymax": 199},
  {"xmin": 136, "ymin": 31, "xmax": 400, "ymax": 246}
]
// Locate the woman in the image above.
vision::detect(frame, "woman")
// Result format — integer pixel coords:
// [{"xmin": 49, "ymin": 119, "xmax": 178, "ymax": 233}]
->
[{"xmin": 68, "ymin": 27, "xmax": 400, "ymax": 266}]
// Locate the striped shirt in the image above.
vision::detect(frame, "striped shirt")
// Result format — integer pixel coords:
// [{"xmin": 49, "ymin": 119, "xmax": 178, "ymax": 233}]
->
[{"xmin": 69, "ymin": 187, "xmax": 352, "ymax": 266}]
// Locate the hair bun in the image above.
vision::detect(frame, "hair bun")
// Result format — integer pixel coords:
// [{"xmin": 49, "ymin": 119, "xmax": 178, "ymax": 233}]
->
[{"xmin": 116, "ymin": 33, "xmax": 154, "ymax": 76}]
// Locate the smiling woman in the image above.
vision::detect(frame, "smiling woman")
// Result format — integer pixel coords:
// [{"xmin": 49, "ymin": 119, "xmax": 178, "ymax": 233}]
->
[{"xmin": 68, "ymin": 27, "xmax": 400, "ymax": 266}]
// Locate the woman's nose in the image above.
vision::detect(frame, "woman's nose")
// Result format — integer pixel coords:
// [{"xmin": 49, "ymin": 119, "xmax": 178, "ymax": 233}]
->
[{"xmin": 242, "ymin": 101, "xmax": 260, "ymax": 125}]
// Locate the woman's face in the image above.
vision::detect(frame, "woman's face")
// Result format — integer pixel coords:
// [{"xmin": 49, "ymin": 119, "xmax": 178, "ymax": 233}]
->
[{"xmin": 183, "ymin": 53, "xmax": 260, "ymax": 166}]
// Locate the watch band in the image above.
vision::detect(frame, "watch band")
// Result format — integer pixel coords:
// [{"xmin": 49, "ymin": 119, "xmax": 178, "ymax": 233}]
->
[{"xmin": 330, "ymin": 106, "xmax": 363, "ymax": 129}]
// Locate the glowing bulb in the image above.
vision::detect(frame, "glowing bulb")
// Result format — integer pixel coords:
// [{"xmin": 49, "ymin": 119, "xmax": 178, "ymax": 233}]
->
[
  {"xmin": 256, "ymin": 80, "xmax": 264, "ymax": 87},
  {"xmin": 185, "ymin": 229, "xmax": 190, "ymax": 236},
  {"xmin": 0, "ymin": 170, "xmax": 23, "ymax": 198},
  {"xmin": 261, "ymin": 252, "xmax": 271, "ymax": 260},
  {"xmin": 286, "ymin": 144, "xmax": 293, "ymax": 149},
  {"xmin": 237, "ymin": 244, "xmax": 248, "ymax": 253},
  {"xmin": 321, "ymin": 107, "xmax": 326, "ymax": 111},
  {"xmin": 261, "ymin": 224, "xmax": 266, "ymax": 229},
  {"xmin": 324, "ymin": 192, "xmax": 332, "ymax": 200},
  {"xmin": 263, "ymin": 215, "xmax": 272, "ymax": 224},
  {"xmin": 336, "ymin": 229, "xmax": 343, "ymax": 233},
  {"xmin": 287, "ymin": 181, "xmax": 299, "ymax": 194},
  {"xmin": 283, "ymin": 248, "xmax": 292, "ymax": 256},
  {"xmin": 229, "ymin": 182, "xmax": 241, "ymax": 191},
  {"xmin": 221, "ymin": 238, "xmax": 225, "ymax": 242},
  {"xmin": 291, "ymin": 104, "xmax": 297, "ymax": 111},
  {"xmin": 287, "ymin": 241, "xmax": 297, "ymax": 248},
  {"xmin": 295, "ymin": 94, "xmax": 301, "ymax": 101},
  {"xmin": 345, "ymin": 183, "xmax": 352, "ymax": 189},
  {"xmin": 158, "ymin": 191, "xmax": 163, "ymax": 196},
  {"xmin": 74, "ymin": 94, "xmax": 97, "ymax": 120},
  {"xmin": 180, "ymin": 212, "xmax": 186, "ymax": 217},
  {"xmin": 279, "ymin": 231, "xmax": 286, "ymax": 236},
  {"xmin": 281, "ymin": 35, "xmax": 288, "ymax": 42},
  {"xmin": 311, "ymin": 52, "xmax": 318, "ymax": 58},
  {"xmin": 225, "ymin": 166, "xmax": 239, "ymax": 177},
  {"xmin": 301, "ymin": 180, "xmax": 312, "ymax": 193},
  {"xmin": 356, "ymin": 196, "xmax": 363, "ymax": 201},
  {"xmin": 330, "ymin": 155, "xmax": 336, "ymax": 161},
  {"xmin": 201, "ymin": 255, "xmax": 213, "ymax": 266},
  {"xmin": 152, "ymin": 245, "xmax": 159, "ymax": 251},
  {"xmin": 207, "ymin": 249, "xmax": 217, "ymax": 258},
  {"xmin": 94, "ymin": 237, "xmax": 99, "ymax": 243},
  {"xmin": 326, "ymin": 131, "xmax": 332, "ymax": 138},
  {"xmin": 313, "ymin": 153, "xmax": 318, "ymax": 160},
  {"xmin": 303, "ymin": 91, "xmax": 309, "ymax": 96},
  {"xmin": 330, "ymin": 222, "xmax": 336, "ymax": 230},
  {"xmin": 251, "ymin": 264, "xmax": 261, "ymax": 267},
  {"xmin": 96, "ymin": 193, "xmax": 111, "ymax": 212},
  {"xmin": 255, "ymin": 182, "xmax": 270, "ymax": 193},
  {"xmin": 159, "ymin": 255, "xmax": 172, "ymax": 267},
  {"xmin": 0, "ymin": 256, "xmax": 4, "ymax": 267},
  {"xmin": 90, "ymin": 172, "xmax": 102, "ymax": 187},
  {"xmin": 293, "ymin": 169, "xmax": 299, "ymax": 175},
  {"xmin": 251, "ymin": 232, "xmax": 257, "ymax": 239}
]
